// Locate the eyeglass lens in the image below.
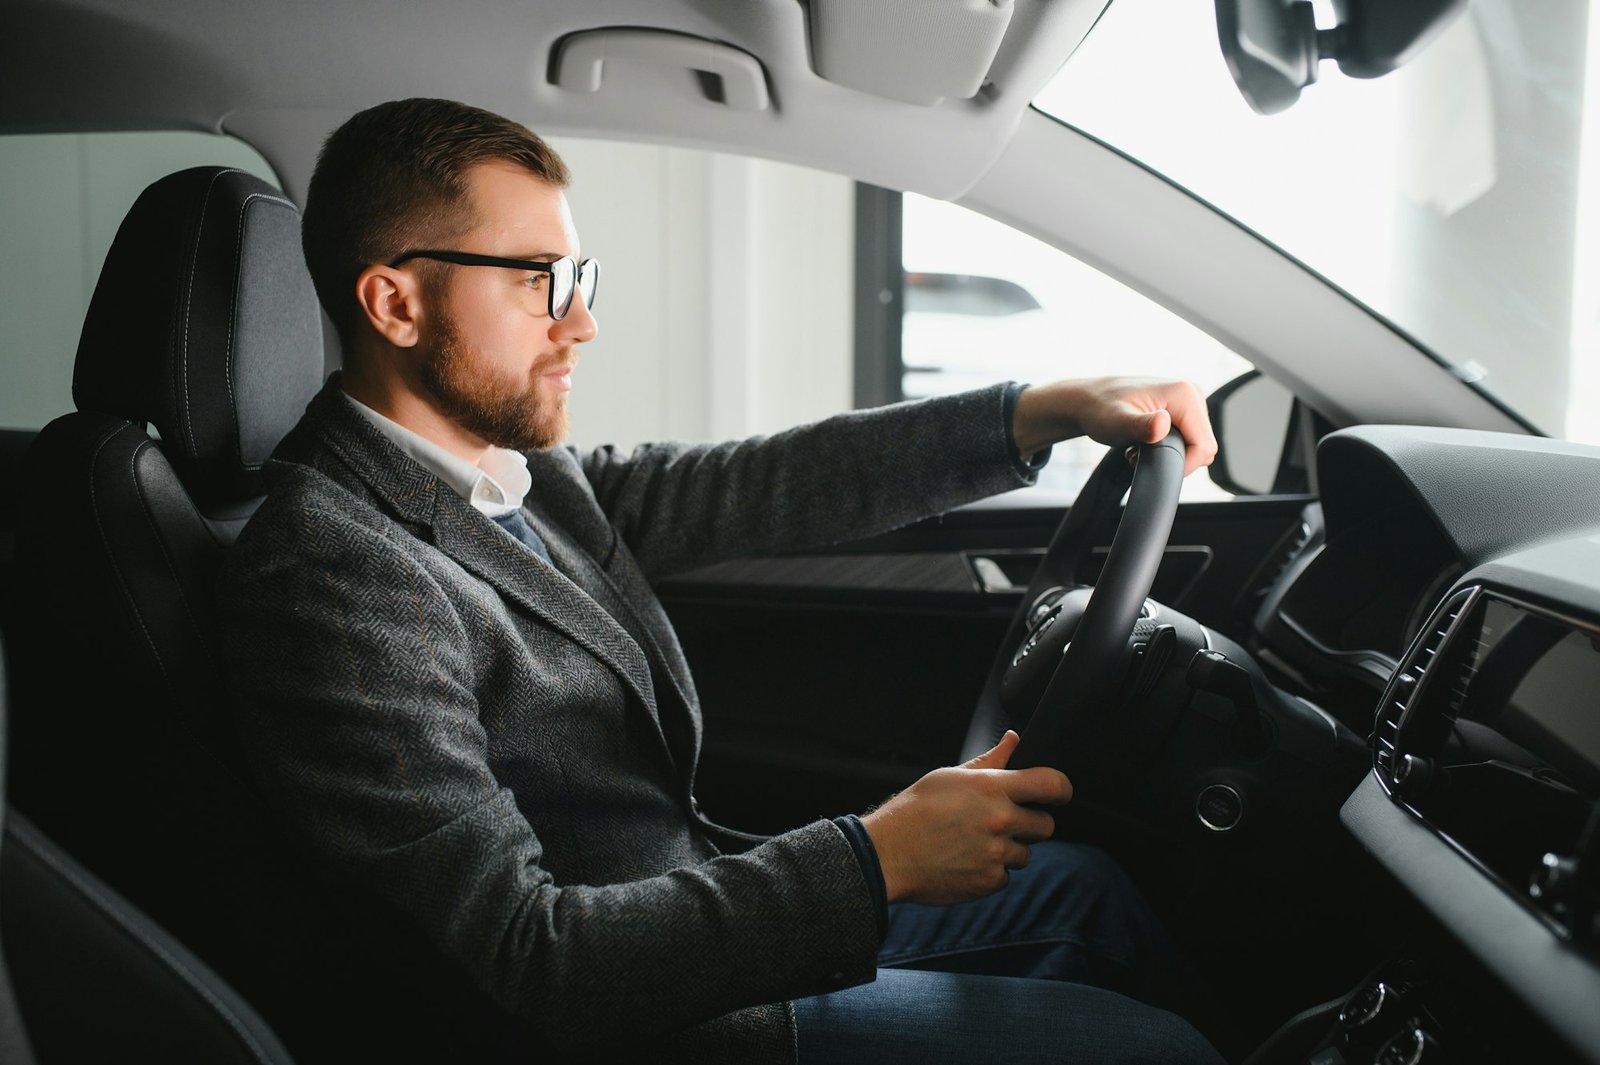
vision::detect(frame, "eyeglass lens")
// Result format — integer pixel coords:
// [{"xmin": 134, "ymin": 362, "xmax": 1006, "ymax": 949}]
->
[{"xmin": 552, "ymin": 258, "xmax": 600, "ymax": 320}]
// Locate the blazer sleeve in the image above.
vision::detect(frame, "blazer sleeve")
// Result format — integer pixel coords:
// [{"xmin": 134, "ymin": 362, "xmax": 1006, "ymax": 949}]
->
[
  {"xmin": 574, "ymin": 382, "xmax": 1039, "ymax": 578},
  {"xmin": 218, "ymin": 493, "xmax": 880, "ymax": 1049}
]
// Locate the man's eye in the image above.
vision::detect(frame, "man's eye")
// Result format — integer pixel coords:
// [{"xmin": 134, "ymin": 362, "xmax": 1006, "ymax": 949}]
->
[{"xmin": 524, "ymin": 274, "xmax": 548, "ymax": 290}]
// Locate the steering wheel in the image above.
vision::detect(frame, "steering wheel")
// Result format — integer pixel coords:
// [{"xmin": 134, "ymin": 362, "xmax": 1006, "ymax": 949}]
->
[{"xmin": 960, "ymin": 431, "xmax": 1187, "ymax": 780}]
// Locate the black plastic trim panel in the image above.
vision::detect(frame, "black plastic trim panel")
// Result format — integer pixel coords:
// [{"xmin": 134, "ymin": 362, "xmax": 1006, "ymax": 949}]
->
[{"xmin": 1341, "ymin": 773, "xmax": 1600, "ymax": 1063}]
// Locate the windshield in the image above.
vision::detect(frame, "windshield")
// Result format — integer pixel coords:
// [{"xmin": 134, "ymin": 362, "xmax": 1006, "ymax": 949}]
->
[{"xmin": 1035, "ymin": 0, "xmax": 1600, "ymax": 444}]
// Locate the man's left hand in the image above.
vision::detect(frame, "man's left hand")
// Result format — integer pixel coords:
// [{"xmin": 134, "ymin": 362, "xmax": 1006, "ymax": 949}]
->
[{"xmin": 1012, "ymin": 377, "xmax": 1219, "ymax": 476}]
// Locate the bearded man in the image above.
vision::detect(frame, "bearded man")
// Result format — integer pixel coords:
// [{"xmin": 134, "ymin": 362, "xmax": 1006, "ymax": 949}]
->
[{"xmin": 219, "ymin": 97, "xmax": 1223, "ymax": 1065}]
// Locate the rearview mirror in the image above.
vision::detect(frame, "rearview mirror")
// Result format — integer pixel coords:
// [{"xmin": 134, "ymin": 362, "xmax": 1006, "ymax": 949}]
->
[{"xmin": 1214, "ymin": 0, "xmax": 1467, "ymax": 115}]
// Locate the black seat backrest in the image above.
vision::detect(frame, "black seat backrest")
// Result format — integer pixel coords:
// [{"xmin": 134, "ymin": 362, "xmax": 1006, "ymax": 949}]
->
[
  {"xmin": 6, "ymin": 164, "xmax": 328, "ymax": 1051},
  {"xmin": 7, "ymin": 167, "xmax": 535, "ymax": 1064},
  {"xmin": 8, "ymin": 166, "xmax": 322, "ymax": 869},
  {"xmin": 17, "ymin": 167, "xmax": 322, "ymax": 736},
  {"xmin": 0, "ymin": 631, "xmax": 296, "ymax": 1064},
  {"xmin": 0, "ymin": 428, "xmax": 36, "ymax": 575},
  {"xmin": 0, "ymin": 641, "xmax": 35, "ymax": 1065}
]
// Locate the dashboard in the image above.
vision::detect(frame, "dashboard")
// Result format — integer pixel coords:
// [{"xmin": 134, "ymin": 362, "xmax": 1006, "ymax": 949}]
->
[{"xmin": 1252, "ymin": 425, "xmax": 1600, "ymax": 1064}]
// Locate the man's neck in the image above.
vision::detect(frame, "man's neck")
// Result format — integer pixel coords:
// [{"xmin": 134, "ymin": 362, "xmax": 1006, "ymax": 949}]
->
[{"xmin": 341, "ymin": 361, "xmax": 490, "ymax": 467}]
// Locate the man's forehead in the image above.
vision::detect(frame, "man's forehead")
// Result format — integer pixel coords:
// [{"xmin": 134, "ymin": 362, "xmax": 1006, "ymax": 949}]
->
[{"xmin": 463, "ymin": 161, "xmax": 579, "ymax": 254}]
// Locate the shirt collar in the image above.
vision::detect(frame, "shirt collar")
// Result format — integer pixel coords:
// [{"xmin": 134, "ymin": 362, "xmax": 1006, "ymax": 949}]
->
[{"xmin": 342, "ymin": 392, "xmax": 532, "ymax": 518}]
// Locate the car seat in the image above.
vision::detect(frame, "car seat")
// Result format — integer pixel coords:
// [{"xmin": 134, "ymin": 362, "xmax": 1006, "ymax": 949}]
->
[
  {"xmin": 6, "ymin": 166, "xmax": 537, "ymax": 1063},
  {"xmin": 0, "ymin": 628, "xmax": 297, "ymax": 1063}
]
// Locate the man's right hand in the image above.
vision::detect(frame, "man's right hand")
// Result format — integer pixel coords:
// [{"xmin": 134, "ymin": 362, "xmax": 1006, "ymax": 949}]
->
[{"xmin": 860, "ymin": 730, "xmax": 1072, "ymax": 906}]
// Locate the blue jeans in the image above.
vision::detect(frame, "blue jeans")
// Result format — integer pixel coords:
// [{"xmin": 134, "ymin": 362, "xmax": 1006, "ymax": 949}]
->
[{"xmin": 792, "ymin": 842, "xmax": 1224, "ymax": 1064}]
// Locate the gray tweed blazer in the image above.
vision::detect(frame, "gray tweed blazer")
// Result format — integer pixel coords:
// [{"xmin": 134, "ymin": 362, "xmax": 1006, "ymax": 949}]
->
[{"xmin": 219, "ymin": 376, "xmax": 1034, "ymax": 1062}]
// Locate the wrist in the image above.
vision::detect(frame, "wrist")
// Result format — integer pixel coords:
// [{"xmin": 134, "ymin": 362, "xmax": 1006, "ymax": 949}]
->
[
  {"xmin": 859, "ymin": 807, "xmax": 909, "ymax": 904},
  {"xmin": 832, "ymin": 815, "xmax": 888, "ymax": 936},
  {"xmin": 1012, "ymin": 379, "xmax": 1088, "ymax": 457}
]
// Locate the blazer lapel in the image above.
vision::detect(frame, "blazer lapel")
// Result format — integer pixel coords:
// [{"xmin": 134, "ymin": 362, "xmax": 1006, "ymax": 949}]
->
[
  {"xmin": 524, "ymin": 504, "xmax": 704, "ymax": 773},
  {"xmin": 428, "ymin": 494, "xmax": 663, "ymax": 712},
  {"xmin": 297, "ymin": 382, "xmax": 674, "ymax": 765}
]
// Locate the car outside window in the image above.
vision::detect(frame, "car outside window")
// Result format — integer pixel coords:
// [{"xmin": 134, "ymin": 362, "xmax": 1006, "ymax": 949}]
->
[
  {"xmin": 1034, "ymin": 0, "xmax": 1600, "ymax": 445},
  {"xmin": 900, "ymin": 194, "xmax": 1254, "ymax": 500},
  {"xmin": 0, "ymin": 131, "xmax": 280, "ymax": 430}
]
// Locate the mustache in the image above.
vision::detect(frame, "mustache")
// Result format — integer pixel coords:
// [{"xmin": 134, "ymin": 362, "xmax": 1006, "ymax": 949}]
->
[{"xmin": 534, "ymin": 346, "xmax": 578, "ymax": 373}]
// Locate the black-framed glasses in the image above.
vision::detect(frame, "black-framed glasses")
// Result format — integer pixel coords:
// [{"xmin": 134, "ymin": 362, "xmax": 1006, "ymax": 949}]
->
[{"xmin": 388, "ymin": 249, "xmax": 600, "ymax": 320}]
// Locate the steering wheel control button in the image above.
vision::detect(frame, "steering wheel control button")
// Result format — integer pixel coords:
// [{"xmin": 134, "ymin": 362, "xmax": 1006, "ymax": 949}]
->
[
  {"xmin": 1130, "ymin": 624, "xmax": 1176, "ymax": 698},
  {"xmin": 1196, "ymin": 783, "xmax": 1244, "ymax": 832},
  {"xmin": 1027, "ymin": 586, "xmax": 1067, "ymax": 628},
  {"xmin": 1012, "ymin": 606, "xmax": 1061, "ymax": 666},
  {"xmin": 1338, "ymin": 981, "xmax": 1390, "ymax": 1031}
]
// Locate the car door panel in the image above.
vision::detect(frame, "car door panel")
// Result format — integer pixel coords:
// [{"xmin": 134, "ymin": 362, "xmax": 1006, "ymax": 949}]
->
[{"xmin": 660, "ymin": 494, "xmax": 1313, "ymax": 832}]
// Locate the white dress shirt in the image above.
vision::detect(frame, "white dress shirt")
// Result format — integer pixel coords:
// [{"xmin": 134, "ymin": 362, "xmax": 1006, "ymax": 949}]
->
[{"xmin": 342, "ymin": 392, "xmax": 533, "ymax": 519}]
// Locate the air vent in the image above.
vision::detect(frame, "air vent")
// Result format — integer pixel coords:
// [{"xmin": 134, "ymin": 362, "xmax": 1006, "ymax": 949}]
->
[
  {"xmin": 1249, "ymin": 503, "xmax": 1324, "ymax": 608},
  {"xmin": 1269, "ymin": 521, "xmax": 1315, "ymax": 588},
  {"xmin": 1374, "ymin": 585, "xmax": 1478, "ymax": 781}
]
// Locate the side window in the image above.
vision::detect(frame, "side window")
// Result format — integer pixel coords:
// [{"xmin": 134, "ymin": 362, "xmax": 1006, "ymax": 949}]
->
[
  {"xmin": 0, "ymin": 132, "xmax": 281, "ymax": 430},
  {"xmin": 894, "ymin": 193, "xmax": 1256, "ymax": 501}
]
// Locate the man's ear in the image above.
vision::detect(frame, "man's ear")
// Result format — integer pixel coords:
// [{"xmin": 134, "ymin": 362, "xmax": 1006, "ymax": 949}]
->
[{"xmin": 355, "ymin": 265, "xmax": 426, "ymax": 348}]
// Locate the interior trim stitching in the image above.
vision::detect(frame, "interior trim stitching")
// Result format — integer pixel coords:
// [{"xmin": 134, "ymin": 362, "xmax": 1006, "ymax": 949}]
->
[
  {"xmin": 176, "ymin": 169, "xmax": 235, "ymax": 457},
  {"xmin": 227, "ymin": 193, "xmax": 301, "ymax": 475}
]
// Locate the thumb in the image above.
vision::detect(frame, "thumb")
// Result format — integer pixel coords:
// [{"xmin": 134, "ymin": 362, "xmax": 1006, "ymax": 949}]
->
[
  {"xmin": 1143, "ymin": 407, "xmax": 1172, "ymax": 444},
  {"xmin": 964, "ymin": 729, "xmax": 1019, "ymax": 770}
]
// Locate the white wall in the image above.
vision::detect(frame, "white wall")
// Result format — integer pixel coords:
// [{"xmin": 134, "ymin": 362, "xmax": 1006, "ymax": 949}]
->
[
  {"xmin": 549, "ymin": 137, "xmax": 856, "ymax": 452},
  {"xmin": 0, "ymin": 132, "xmax": 858, "ymax": 447},
  {"xmin": 0, "ymin": 132, "xmax": 278, "ymax": 429}
]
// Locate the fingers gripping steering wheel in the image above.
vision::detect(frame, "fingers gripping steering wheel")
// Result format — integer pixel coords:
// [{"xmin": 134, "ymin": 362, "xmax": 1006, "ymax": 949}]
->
[{"xmin": 960, "ymin": 431, "xmax": 1188, "ymax": 780}]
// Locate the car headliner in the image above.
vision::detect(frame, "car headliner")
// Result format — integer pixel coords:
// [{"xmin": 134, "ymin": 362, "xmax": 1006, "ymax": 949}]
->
[{"xmin": 2, "ymin": 0, "xmax": 1530, "ymax": 436}]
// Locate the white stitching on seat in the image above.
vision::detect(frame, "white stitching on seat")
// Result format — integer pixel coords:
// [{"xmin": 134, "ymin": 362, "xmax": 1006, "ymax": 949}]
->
[
  {"xmin": 226, "ymin": 193, "xmax": 301, "ymax": 474},
  {"xmin": 176, "ymin": 169, "xmax": 233, "ymax": 456},
  {"xmin": 175, "ymin": 172, "xmax": 298, "ymax": 460}
]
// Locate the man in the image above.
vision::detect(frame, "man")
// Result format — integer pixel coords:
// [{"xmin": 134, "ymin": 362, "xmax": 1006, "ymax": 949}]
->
[{"xmin": 220, "ymin": 98, "xmax": 1224, "ymax": 1064}]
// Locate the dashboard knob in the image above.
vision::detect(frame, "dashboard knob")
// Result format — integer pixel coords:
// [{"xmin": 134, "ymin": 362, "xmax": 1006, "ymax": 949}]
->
[
  {"xmin": 1392, "ymin": 753, "xmax": 1434, "ymax": 799},
  {"xmin": 1528, "ymin": 851, "xmax": 1579, "ymax": 921},
  {"xmin": 1375, "ymin": 1025, "xmax": 1436, "ymax": 1065}
]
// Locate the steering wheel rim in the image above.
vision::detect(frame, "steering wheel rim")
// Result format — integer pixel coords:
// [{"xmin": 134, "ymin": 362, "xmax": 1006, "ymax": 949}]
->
[{"xmin": 960, "ymin": 431, "xmax": 1188, "ymax": 779}]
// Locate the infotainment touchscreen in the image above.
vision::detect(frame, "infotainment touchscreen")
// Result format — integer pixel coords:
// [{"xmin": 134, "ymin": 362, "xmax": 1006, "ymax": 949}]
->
[
  {"xmin": 1459, "ymin": 597, "xmax": 1600, "ymax": 795},
  {"xmin": 1393, "ymin": 590, "xmax": 1600, "ymax": 937}
]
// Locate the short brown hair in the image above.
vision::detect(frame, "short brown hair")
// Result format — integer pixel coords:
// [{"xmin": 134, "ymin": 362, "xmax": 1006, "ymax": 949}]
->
[{"xmin": 302, "ymin": 98, "xmax": 570, "ymax": 346}]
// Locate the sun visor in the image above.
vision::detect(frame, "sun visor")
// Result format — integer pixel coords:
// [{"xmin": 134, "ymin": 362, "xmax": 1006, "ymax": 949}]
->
[{"xmin": 807, "ymin": 0, "xmax": 1017, "ymax": 106}]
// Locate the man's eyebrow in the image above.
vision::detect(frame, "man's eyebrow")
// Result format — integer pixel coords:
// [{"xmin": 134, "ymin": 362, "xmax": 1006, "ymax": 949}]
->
[{"xmin": 513, "ymin": 249, "xmax": 576, "ymax": 262}]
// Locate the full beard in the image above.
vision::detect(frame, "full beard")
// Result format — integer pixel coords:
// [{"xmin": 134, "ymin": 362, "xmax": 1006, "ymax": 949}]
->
[{"xmin": 418, "ymin": 312, "xmax": 569, "ymax": 452}]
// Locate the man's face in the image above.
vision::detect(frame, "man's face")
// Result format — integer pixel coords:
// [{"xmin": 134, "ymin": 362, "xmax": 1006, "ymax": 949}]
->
[{"xmin": 416, "ymin": 162, "xmax": 597, "ymax": 451}]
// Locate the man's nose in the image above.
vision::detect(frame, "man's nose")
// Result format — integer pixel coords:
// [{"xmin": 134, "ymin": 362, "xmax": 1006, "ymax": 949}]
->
[{"xmin": 552, "ymin": 292, "xmax": 598, "ymax": 345}]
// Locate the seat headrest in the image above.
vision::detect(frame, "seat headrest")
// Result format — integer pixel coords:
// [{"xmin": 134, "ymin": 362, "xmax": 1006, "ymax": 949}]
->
[{"xmin": 73, "ymin": 166, "xmax": 324, "ymax": 500}]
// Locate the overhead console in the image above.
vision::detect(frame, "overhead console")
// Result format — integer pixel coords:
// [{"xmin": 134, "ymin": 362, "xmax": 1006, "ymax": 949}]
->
[{"xmin": 804, "ymin": 0, "xmax": 1109, "ymax": 107}]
